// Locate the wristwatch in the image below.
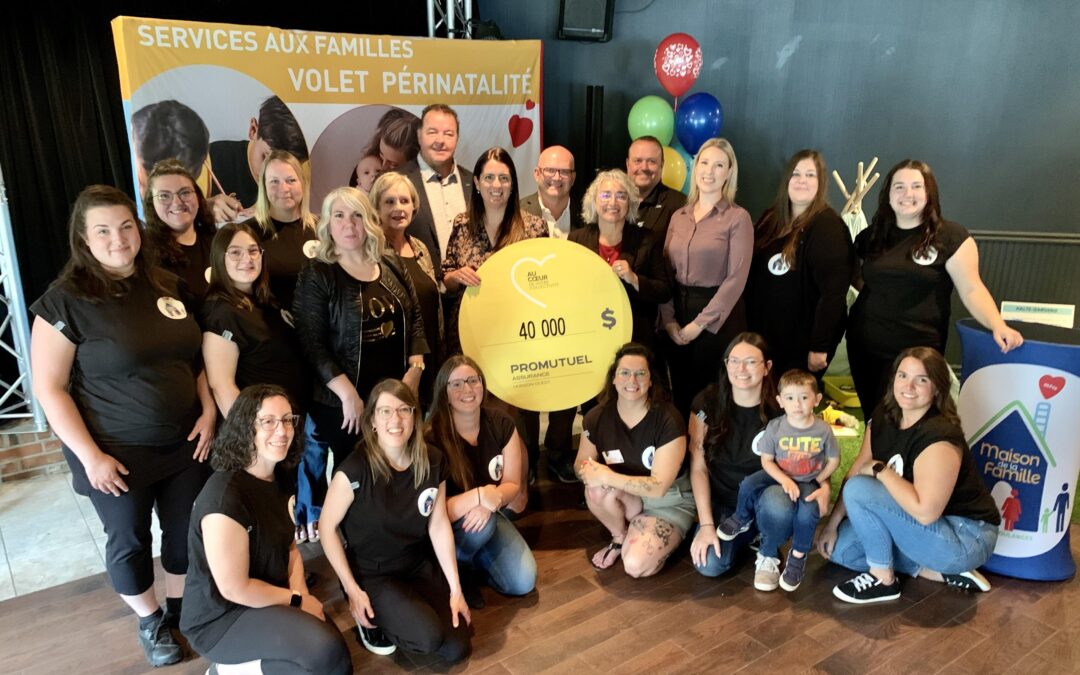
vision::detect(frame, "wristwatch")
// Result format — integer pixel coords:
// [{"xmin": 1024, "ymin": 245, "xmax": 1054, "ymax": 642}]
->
[
  {"xmin": 871, "ymin": 461, "xmax": 886, "ymax": 478},
  {"xmin": 290, "ymin": 592, "xmax": 302, "ymax": 607}
]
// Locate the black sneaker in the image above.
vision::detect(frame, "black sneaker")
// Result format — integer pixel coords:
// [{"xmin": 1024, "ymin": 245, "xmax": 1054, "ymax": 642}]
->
[
  {"xmin": 715, "ymin": 515, "xmax": 751, "ymax": 541},
  {"xmin": 138, "ymin": 615, "xmax": 183, "ymax": 667},
  {"xmin": 550, "ymin": 461, "xmax": 580, "ymax": 484},
  {"xmin": 358, "ymin": 625, "xmax": 397, "ymax": 656},
  {"xmin": 832, "ymin": 572, "xmax": 902, "ymax": 604},
  {"xmin": 942, "ymin": 570, "xmax": 991, "ymax": 592},
  {"xmin": 779, "ymin": 550, "xmax": 808, "ymax": 592}
]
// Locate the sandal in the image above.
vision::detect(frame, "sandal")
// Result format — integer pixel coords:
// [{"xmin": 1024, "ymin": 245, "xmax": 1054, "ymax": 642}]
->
[
  {"xmin": 307, "ymin": 520, "xmax": 320, "ymax": 543},
  {"xmin": 295, "ymin": 524, "xmax": 308, "ymax": 544},
  {"xmin": 591, "ymin": 539, "xmax": 623, "ymax": 570}
]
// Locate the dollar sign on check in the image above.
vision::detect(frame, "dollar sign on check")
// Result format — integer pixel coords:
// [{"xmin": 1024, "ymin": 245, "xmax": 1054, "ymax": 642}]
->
[{"xmin": 600, "ymin": 307, "xmax": 616, "ymax": 330}]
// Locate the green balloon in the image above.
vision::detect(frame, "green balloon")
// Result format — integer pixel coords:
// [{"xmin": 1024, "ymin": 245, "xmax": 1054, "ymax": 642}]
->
[{"xmin": 627, "ymin": 95, "xmax": 674, "ymax": 146}]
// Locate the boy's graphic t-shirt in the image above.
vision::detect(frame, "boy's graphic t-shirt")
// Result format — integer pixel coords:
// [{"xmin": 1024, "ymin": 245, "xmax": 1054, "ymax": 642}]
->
[{"xmin": 757, "ymin": 416, "xmax": 839, "ymax": 482}]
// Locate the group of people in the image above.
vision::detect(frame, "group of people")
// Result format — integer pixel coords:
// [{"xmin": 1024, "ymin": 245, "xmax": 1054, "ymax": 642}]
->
[{"xmin": 29, "ymin": 99, "xmax": 1024, "ymax": 672}]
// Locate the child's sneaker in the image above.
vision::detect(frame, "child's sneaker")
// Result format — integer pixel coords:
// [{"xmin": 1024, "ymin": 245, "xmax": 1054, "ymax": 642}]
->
[
  {"xmin": 716, "ymin": 515, "xmax": 751, "ymax": 541},
  {"xmin": 832, "ymin": 572, "xmax": 901, "ymax": 604},
  {"xmin": 779, "ymin": 550, "xmax": 807, "ymax": 592},
  {"xmin": 753, "ymin": 553, "xmax": 781, "ymax": 591},
  {"xmin": 942, "ymin": 570, "xmax": 991, "ymax": 592}
]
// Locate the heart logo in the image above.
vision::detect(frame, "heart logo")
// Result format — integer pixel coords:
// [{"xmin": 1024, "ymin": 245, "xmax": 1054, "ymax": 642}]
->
[
  {"xmin": 1039, "ymin": 375, "xmax": 1065, "ymax": 399},
  {"xmin": 510, "ymin": 254, "xmax": 555, "ymax": 308},
  {"xmin": 508, "ymin": 115, "xmax": 533, "ymax": 148},
  {"xmin": 525, "ymin": 99, "xmax": 536, "ymax": 110}
]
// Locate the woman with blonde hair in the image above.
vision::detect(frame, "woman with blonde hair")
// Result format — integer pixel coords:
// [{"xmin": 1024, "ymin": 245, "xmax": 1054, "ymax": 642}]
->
[
  {"xmin": 661, "ymin": 138, "xmax": 754, "ymax": 414},
  {"xmin": 290, "ymin": 186, "xmax": 428, "ymax": 542}
]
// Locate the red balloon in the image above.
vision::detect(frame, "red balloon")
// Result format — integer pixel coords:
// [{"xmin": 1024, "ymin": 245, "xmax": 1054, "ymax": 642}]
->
[{"xmin": 654, "ymin": 33, "xmax": 703, "ymax": 98}]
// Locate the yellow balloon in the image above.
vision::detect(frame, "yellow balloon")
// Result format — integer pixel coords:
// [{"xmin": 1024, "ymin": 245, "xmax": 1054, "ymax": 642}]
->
[{"xmin": 661, "ymin": 146, "xmax": 687, "ymax": 191}]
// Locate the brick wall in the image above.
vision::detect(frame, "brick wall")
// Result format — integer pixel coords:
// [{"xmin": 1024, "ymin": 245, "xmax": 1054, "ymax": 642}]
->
[{"xmin": 0, "ymin": 426, "xmax": 66, "ymax": 482}]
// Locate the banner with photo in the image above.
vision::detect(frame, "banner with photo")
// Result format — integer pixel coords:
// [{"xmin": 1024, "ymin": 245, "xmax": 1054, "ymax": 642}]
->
[{"xmin": 111, "ymin": 16, "xmax": 543, "ymax": 214}]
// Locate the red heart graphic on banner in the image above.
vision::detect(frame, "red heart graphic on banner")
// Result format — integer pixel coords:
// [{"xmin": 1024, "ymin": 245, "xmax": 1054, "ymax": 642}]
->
[
  {"xmin": 525, "ymin": 99, "xmax": 536, "ymax": 110},
  {"xmin": 1039, "ymin": 375, "xmax": 1065, "ymax": 399},
  {"xmin": 508, "ymin": 115, "xmax": 533, "ymax": 147}
]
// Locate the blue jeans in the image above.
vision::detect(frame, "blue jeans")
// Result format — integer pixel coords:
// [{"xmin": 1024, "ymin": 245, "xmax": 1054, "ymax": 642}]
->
[
  {"xmin": 693, "ymin": 505, "xmax": 757, "ymax": 577},
  {"xmin": 295, "ymin": 415, "xmax": 330, "ymax": 525},
  {"xmin": 736, "ymin": 471, "xmax": 821, "ymax": 558},
  {"xmin": 832, "ymin": 476, "xmax": 998, "ymax": 575},
  {"xmin": 454, "ymin": 511, "xmax": 536, "ymax": 596}
]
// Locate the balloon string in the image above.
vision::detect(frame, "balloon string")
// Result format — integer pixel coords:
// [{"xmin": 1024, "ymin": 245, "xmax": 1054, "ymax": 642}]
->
[{"xmin": 674, "ymin": 96, "xmax": 679, "ymax": 112}]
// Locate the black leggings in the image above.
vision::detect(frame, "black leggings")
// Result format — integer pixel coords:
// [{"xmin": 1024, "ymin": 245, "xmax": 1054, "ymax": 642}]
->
[
  {"xmin": 199, "ymin": 605, "xmax": 351, "ymax": 674},
  {"xmin": 359, "ymin": 557, "xmax": 470, "ymax": 663},
  {"xmin": 847, "ymin": 343, "xmax": 897, "ymax": 417},
  {"xmin": 88, "ymin": 457, "xmax": 209, "ymax": 595}
]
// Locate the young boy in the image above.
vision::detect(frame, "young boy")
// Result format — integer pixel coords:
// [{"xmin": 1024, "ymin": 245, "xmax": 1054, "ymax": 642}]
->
[{"xmin": 716, "ymin": 370, "xmax": 840, "ymax": 592}]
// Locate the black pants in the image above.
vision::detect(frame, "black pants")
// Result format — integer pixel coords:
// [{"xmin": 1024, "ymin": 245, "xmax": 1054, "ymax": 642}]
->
[
  {"xmin": 88, "ymin": 455, "xmax": 209, "ymax": 595},
  {"xmin": 847, "ymin": 341, "xmax": 897, "ymax": 417},
  {"xmin": 358, "ymin": 556, "xmax": 470, "ymax": 663},
  {"xmin": 519, "ymin": 407, "xmax": 577, "ymax": 471},
  {"xmin": 665, "ymin": 287, "xmax": 746, "ymax": 416},
  {"xmin": 199, "ymin": 605, "xmax": 352, "ymax": 674}
]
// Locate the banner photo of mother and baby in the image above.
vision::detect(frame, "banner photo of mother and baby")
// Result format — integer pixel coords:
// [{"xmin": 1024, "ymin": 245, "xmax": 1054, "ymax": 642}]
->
[{"xmin": 111, "ymin": 16, "xmax": 542, "ymax": 217}]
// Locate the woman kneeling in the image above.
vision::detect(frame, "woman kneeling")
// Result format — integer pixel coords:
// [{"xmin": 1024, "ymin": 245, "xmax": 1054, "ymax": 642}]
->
[
  {"xmin": 818, "ymin": 347, "xmax": 1000, "ymax": 603},
  {"xmin": 577, "ymin": 343, "xmax": 696, "ymax": 576}
]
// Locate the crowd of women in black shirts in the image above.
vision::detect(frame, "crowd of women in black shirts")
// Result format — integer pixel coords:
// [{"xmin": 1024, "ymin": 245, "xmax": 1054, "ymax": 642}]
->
[{"xmin": 29, "ymin": 133, "xmax": 1023, "ymax": 671}]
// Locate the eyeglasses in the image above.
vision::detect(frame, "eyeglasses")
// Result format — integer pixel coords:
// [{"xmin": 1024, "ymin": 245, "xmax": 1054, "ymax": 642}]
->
[
  {"xmin": 154, "ymin": 188, "xmax": 197, "ymax": 204},
  {"xmin": 480, "ymin": 174, "xmax": 513, "ymax": 185},
  {"xmin": 374, "ymin": 405, "xmax": 415, "ymax": 421},
  {"xmin": 447, "ymin": 376, "xmax": 482, "ymax": 391},
  {"xmin": 540, "ymin": 167, "xmax": 574, "ymax": 179},
  {"xmin": 256, "ymin": 415, "xmax": 299, "ymax": 431},
  {"xmin": 616, "ymin": 368, "xmax": 649, "ymax": 380},
  {"xmin": 226, "ymin": 246, "xmax": 263, "ymax": 261},
  {"xmin": 725, "ymin": 357, "xmax": 764, "ymax": 368},
  {"xmin": 598, "ymin": 191, "xmax": 630, "ymax": 202}
]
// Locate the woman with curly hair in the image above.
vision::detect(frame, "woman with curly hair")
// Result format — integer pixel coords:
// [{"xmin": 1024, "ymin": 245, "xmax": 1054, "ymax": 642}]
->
[
  {"xmin": 181, "ymin": 384, "xmax": 352, "ymax": 674},
  {"xmin": 142, "ymin": 158, "xmax": 217, "ymax": 302}
]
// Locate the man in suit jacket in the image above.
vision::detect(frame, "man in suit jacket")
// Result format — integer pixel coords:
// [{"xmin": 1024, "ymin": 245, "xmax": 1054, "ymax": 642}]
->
[
  {"xmin": 627, "ymin": 135, "xmax": 686, "ymax": 241},
  {"xmin": 519, "ymin": 145, "xmax": 583, "ymax": 240},
  {"xmin": 402, "ymin": 103, "xmax": 473, "ymax": 275}
]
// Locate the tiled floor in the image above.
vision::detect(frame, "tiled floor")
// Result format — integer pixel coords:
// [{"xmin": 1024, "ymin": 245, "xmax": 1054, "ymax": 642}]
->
[{"xmin": 0, "ymin": 473, "xmax": 162, "ymax": 599}]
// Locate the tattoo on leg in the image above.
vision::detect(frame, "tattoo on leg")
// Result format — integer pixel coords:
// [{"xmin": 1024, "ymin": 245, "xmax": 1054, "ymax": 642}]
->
[{"xmin": 653, "ymin": 519, "xmax": 674, "ymax": 548}]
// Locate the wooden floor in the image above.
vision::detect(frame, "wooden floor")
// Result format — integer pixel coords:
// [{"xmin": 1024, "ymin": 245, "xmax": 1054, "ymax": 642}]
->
[{"xmin": 3, "ymin": 479, "xmax": 1079, "ymax": 674}]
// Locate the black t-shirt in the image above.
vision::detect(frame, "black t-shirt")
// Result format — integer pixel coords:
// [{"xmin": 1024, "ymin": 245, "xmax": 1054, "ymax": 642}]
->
[
  {"xmin": 208, "ymin": 140, "xmax": 258, "ymax": 208},
  {"xmin": 30, "ymin": 276, "xmax": 201, "ymax": 447},
  {"xmin": 869, "ymin": 407, "xmax": 1001, "ymax": 525},
  {"xmin": 250, "ymin": 217, "xmax": 318, "ymax": 311},
  {"xmin": 745, "ymin": 209, "xmax": 853, "ymax": 374},
  {"xmin": 336, "ymin": 445, "xmax": 446, "ymax": 569},
  {"xmin": 692, "ymin": 389, "xmax": 769, "ymax": 511},
  {"xmin": 173, "ymin": 231, "xmax": 214, "ymax": 304},
  {"xmin": 356, "ymin": 277, "xmax": 406, "ymax": 398},
  {"xmin": 444, "ymin": 407, "xmax": 516, "ymax": 497},
  {"xmin": 582, "ymin": 401, "xmax": 685, "ymax": 477},
  {"xmin": 402, "ymin": 255, "xmax": 439, "ymax": 359},
  {"xmin": 181, "ymin": 470, "xmax": 295, "ymax": 652},
  {"xmin": 850, "ymin": 220, "xmax": 969, "ymax": 356},
  {"xmin": 199, "ymin": 297, "xmax": 311, "ymax": 412}
]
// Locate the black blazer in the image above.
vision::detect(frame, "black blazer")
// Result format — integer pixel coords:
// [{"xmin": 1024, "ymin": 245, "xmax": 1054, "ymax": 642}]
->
[
  {"xmin": 569, "ymin": 222, "xmax": 672, "ymax": 349},
  {"xmin": 401, "ymin": 159, "xmax": 473, "ymax": 276}
]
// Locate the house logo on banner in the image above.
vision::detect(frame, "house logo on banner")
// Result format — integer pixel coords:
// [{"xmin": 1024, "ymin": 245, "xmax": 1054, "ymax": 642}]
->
[
  {"xmin": 111, "ymin": 17, "xmax": 542, "ymax": 216},
  {"xmin": 960, "ymin": 364, "xmax": 1078, "ymax": 558}
]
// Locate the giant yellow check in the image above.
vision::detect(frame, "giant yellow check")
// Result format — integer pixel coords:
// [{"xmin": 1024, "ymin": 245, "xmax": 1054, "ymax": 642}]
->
[{"xmin": 458, "ymin": 238, "xmax": 633, "ymax": 411}]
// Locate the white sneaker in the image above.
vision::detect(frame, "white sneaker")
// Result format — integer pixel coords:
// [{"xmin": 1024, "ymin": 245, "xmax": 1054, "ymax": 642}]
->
[{"xmin": 754, "ymin": 553, "xmax": 781, "ymax": 591}]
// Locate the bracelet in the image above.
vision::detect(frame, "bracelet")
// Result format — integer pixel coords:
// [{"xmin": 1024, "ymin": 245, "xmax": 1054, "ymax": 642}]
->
[
  {"xmin": 477, "ymin": 487, "xmax": 482, "ymax": 507},
  {"xmin": 699, "ymin": 522, "xmax": 714, "ymax": 528}
]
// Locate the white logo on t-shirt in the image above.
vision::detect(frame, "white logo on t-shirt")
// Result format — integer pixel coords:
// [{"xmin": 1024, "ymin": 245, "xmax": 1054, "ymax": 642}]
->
[
  {"xmin": 488, "ymin": 455, "xmax": 504, "ymax": 481},
  {"xmin": 912, "ymin": 246, "xmax": 938, "ymax": 266},
  {"xmin": 281, "ymin": 309, "xmax": 295, "ymax": 327},
  {"xmin": 417, "ymin": 487, "xmax": 439, "ymax": 517},
  {"xmin": 751, "ymin": 430, "xmax": 766, "ymax": 456},
  {"xmin": 886, "ymin": 454, "xmax": 904, "ymax": 476},
  {"xmin": 303, "ymin": 240, "xmax": 319, "ymax": 259},
  {"xmin": 767, "ymin": 253, "xmax": 791, "ymax": 276},
  {"xmin": 156, "ymin": 296, "xmax": 188, "ymax": 320},
  {"xmin": 204, "ymin": 266, "xmax": 212, "ymax": 283},
  {"xmin": 642, "ymin": 446, "xmax": 656, "ymax": 470}
]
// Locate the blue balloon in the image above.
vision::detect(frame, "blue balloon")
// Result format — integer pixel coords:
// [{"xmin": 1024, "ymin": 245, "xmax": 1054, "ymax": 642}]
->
[{"xmin": 675, "ymin": 92, "xmax": 723, "ymax": 156}]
